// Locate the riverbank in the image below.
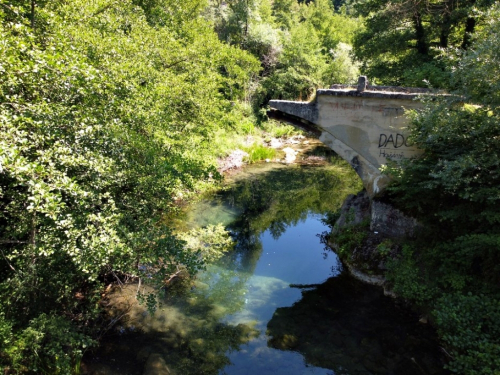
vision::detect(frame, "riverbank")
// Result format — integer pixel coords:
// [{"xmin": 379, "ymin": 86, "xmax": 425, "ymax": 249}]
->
[{"xmin": 216, "ymin": 133, "xmax": 333, "ymax": 175}]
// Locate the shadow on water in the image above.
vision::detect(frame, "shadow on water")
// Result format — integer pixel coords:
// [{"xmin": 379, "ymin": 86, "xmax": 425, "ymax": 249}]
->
[
  {"xmin": 267, "ymin": 273, "xmax": 449, "ymax": 375},
  {"xmin": 82, "ymin": 159, "xmax": 449, "ymax": 375}
]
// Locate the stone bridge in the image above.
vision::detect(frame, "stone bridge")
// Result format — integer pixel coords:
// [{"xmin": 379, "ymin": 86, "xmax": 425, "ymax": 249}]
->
[{"xmin": 269, "ymin": 77, "xmax": 439, "ymax": 197}]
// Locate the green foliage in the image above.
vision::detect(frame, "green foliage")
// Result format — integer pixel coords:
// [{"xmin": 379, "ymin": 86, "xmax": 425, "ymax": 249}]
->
[
  {"xmin": 0, "ymin": 0, "xmax": 260, "ymax": 372},
  {"xmin": 1, "ymin": 313, "xmax": 94, "ymax": 374},
  {"xmin": 386, "ymin": 245, "xmax": 438, "ymax": 304},
  {"xmin": 239, "ymin": 119, "xmax": 256, "ymax": 135},
  {"xmin": 321, "ymin": 42, "xmax": 360, "ymax": 85},
  {"xmin": 266, "ymin": 122, "xmax": 298, "ymax": 138},
  {"xmin": 389, "ymin": 99, "xmax": 500, "ymax": 234},
  {"xmin": 382, "ymin": 6, "xmax": 500, "ymax": 373},
  {"xmin": 454, "ymin": 6, "xmax": 500, "ymax": 106},
  {"xmin": 376, "ymin": 239, "xmax": 393, "ymax": 257},
  {"xmin": 435, "ymin": 293, "xmax": 500, "ymax": 375},
  {"xmin": 209, "ymin": 0, "xmax": 362, "ymax": 109},
  {"xmin": 243, "ymin": 143, "xmax": 277, "ymax": 163},
  {"xmin": 332, "ymin": 223, "xmax": 367, "ymax": 258},
  {"xmin": 351, "ymin": 0, "xmax": 493, "ymax": 86},
  {"xmin": 329, "ymin": 209, "xmax": 369, "ymax": 258}
]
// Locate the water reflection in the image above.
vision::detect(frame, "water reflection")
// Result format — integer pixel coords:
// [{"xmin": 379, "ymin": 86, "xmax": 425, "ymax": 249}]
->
[
  {"xmin": 82, "ymin": 161, "xmax": 447, "ymax": 375},
  {"xmin": 267, "ymin": 273, "xmax": 449, "ymax": 375}
]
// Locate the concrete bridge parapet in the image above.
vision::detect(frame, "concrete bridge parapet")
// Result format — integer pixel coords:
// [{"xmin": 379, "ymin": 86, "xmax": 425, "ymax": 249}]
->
[{"xmin": 269, "ymin": 77, "xmax": 441, "ymax": 197}]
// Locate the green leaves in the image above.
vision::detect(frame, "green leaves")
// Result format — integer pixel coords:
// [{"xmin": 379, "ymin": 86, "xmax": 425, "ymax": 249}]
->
[
  {"xmin": 436, "ymin": 293, "xmax": 500, "ymax": 375},
  {"xmin": 382, "ymin": 6, "xmax": 500, "ymax": 373},
  {"xmin": 0, "ymin": 0, "xmax": 261, "ymax": 372}
]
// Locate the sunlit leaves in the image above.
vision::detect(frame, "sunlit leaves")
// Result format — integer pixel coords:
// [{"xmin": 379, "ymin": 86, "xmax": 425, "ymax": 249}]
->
[{"xmin": 0, "ymin": 0, "xmax": 260, "ymax": 371}]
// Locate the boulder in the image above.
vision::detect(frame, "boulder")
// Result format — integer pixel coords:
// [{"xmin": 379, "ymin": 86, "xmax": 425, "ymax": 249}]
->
[
  {"xmin": 371, "ymin": 200, "xmax": 420, "ymax": 238},
  {"xmin": 332, "ymin": 191, "xmax": 371, "ymax": 234}
]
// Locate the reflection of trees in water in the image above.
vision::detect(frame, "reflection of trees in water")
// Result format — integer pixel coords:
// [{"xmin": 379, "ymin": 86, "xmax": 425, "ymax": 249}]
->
[
  {"xmin": 196, "ymin": 164, "xmax": 360, "ymax": 313},
  {"xmin": 89, "ymin": 163, "xmax": 360, "ymax": 374},
  {"xmin": 193, "ymin": 164, "xmax": 361, "ymax": 324},
  {"xmin": 266, "ymin": 273, "xmax": 448, "ymax": 375},
  {"xmin": 158, "ymin": 164, "xmax": 360, "ymax": 374},
  {"xmin": 225, "ymin": 164, "xmax": 361, "ymax": 239}
]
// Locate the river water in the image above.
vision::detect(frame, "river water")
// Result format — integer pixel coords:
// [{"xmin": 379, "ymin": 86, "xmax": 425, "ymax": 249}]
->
[{"xmin": 82, "ymin": 158, "xmax": 448, "ymax": 375}]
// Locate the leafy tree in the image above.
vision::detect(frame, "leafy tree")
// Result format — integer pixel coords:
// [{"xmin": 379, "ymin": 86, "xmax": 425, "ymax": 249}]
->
[
  {"xmin": 0, "ymin": 0, "xmax": 259, "ymax": 371},
  {"xmin": 248, "ymin": 0, "xmax": 362, "ymax": 107},
  {"xmin": 384, "ymin": 5, "xmax": 500, "ymax": 373},
  {"xmin": 352, "ymin": 0, "xmax": 494, "ymax": 86}
]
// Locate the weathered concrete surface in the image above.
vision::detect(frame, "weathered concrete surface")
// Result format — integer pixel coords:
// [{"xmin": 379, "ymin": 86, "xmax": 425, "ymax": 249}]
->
[
  {"xmin": 269, "ymin": 77, "xmax": 437, "ymax": 197},
  {"xmin": 268, "ymin": 100, "xmax": 318, "ymax": 124}
]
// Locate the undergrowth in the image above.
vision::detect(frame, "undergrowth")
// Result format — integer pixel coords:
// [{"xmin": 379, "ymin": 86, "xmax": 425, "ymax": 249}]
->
[{"xmin": 243, "ymin": 143, "xmax": 277, "ymax": 163}]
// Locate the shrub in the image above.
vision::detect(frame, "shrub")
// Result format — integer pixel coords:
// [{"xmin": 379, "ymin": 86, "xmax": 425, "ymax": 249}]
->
[
  {"xmin": 243, "ymin": 143, "xmax": 276, "ymax": 163},
  {"xmin": 435, "ymin": 293, "xmax": 500, "ymax": 375},
  {"xmin": 0, "ymin": 314, "xmax": 94, "ymax": 374},
  {"xmin": 385, "ymin": 245, "xmax": 438, "ymax": 304}
]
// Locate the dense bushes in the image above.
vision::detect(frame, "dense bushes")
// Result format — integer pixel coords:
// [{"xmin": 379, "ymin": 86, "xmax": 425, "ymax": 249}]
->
[
  {"xmin": 435, "ymin": 293, "xmax": 500, "ymax": 375},
  {"xmin": 0, "ymin": 0, "xmax": 259, "ymax": 372},
  {"xmin": 384, "ymin": 6, "xmax": 500, "ymax": 373}
]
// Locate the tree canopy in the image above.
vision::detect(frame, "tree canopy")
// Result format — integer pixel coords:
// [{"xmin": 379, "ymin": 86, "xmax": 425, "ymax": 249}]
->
[
  {"xmin": 383, "ymin": 5, "xmax": 500, "ymax": 373},
  {"xmin": 0, "ymin": 0, "xmax": 259, "ymax": 372},
  {"xmin": 352, "ymin": 0, "xmax": 495, "ymax": 86}
]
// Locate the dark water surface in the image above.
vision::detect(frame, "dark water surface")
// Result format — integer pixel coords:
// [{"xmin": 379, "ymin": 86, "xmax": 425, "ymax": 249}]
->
[{"xmin": 82, "ymin": 162, "xmax": 448, "ymax": 375}]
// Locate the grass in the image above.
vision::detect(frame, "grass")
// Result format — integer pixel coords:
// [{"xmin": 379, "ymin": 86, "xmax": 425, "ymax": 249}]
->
[
  {"xmin": 261, "ymin": 119, "xmax": 303, "ymax": 138},
  {"xmin": 243, "ymin": 143, "xmax": 277, "ymax": 163}
]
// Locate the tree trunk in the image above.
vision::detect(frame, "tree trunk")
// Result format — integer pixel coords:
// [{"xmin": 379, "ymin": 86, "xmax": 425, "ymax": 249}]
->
[
  {"xmin": 413, "ymin": 13, "xmax": 428, "ymax": 55},
  {"xmin": 461, "ymin": 17, "xmax": 476, "ymax": 49},
  {"xmin": 439, "ymin": 16, "xmax": 451, "ymax": 48},
  {"xmin": 31, "ymin": 0, "xmax": 35, "ymax": 30}
]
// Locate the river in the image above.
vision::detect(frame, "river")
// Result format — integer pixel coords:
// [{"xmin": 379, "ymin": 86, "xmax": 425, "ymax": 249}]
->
[{"xmin": 82, "ymin": 152, "xmax": 448, "ymax": 375}]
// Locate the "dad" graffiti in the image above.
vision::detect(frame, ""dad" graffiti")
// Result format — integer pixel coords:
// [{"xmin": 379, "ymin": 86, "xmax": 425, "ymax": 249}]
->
[{"xmin": 378, "ymin": 133, "xmax": 411, "ymax": 148}]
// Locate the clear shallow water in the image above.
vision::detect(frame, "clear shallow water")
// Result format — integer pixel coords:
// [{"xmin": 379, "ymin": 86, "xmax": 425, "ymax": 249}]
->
[
  {"xmin": 204, "ymin": 215, "xmax": 341, "ymax": 375},
  {"xmin": 82, "ymin": 162, "xmax": 448, "ymax": 375}
]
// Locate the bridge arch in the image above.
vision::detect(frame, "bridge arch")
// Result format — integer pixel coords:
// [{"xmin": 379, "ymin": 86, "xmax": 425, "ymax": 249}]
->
[{"xmin": 269, "ymin": 77, "xmax": 438, "ymax": 197}]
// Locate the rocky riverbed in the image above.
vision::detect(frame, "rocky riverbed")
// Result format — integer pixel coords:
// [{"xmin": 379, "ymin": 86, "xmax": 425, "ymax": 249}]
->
[{"xmin": 217, "ymin": 134, "xmax": 332, "ymax": 174}]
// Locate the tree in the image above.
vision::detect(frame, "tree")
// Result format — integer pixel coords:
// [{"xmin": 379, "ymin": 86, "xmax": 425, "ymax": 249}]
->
[
  {"xmin": 384, "ymin": 6, "xmax": 500, "ymax": 373},
  {"xmin": 352, "ymin": 0, "xmax": 494, "ymax": 87},
  {"xmin": 0, "ymin": 0, "xmax": 259, "ymax": 371}
]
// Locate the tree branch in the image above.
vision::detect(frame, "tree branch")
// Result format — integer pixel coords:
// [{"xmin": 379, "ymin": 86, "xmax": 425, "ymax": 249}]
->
[
  {"xmin": 0, "ymin": 240, "xmax": 29, "ymax": 244},
  {"xmin": 0, "ymin": 248, "xmax": 18, "ymax": 273}
]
